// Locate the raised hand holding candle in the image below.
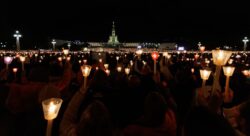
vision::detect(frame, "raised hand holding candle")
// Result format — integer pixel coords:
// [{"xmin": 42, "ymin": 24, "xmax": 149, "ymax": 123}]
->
[
  {"xmin": 4, "ymin": 56, "xmax": 13, "ymax": 70},
  {"xmin": 151, "ymin": 51, "xmax": 159, "ymax": 75},
  {"xmin": 42, "ymin": 98, "xmax": 63, "ymax": 136},
  {"xmin": 223, "ymin": 66, "xmax": 235, "ymax": 103},
  {"xmin": 81, "ymin": 65, "xmax": 92, "ymax": 89}
]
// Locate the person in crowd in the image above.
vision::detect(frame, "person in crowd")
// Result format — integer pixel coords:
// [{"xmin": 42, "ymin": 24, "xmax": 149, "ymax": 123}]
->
[
  {"xmin": 60, "ymin": 85, "xmax": 114, "ymax": 136},
  {"xmin": 123, "ymin": 92, "xmax": 176, "ymax": 136},
  {"xmin": 184, "ymin": 106, "xmax": 237, "ymax": 136}
]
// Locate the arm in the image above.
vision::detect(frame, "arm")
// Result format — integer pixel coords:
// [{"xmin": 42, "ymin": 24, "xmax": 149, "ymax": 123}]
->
[{"xmin": 59, "ymin": 86, "xmax": 87, "ymax": 136}]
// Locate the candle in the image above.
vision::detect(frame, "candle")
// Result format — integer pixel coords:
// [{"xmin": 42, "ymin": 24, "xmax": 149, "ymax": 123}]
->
[
  {"xmin": 83, "ymin": 59, "xmax": 87, "ymax": 64},
  {"xmin": 117, "ymin": 66, "xmax": 122, "ymax": 72},
  {"xmin": 104, "ymin": 64, "xmax": 109, "ymax": 69},
  {"xmin": 125, "ymin": 68, "xmax": 130, "ymax": 75},
  {"xmin": 42, "ymin": 98, "xmax": 63, "ymax": 120},
  {"xmin": 4, "ymin": 56, "xmax": 13, "ymax": 70},
  {"xmin": 63, "ymin": 49, "xmax": 69, "ymax": 55},
  {"xmin": 99, "ymin": 59, "xmax": 102, "ymax": 63},
  {"xmin": 105, "ymin": 69, "xmax": 110, "ymax": 76},
  {"xmin": 20, "ymin": 56, "xmax": 26, "ymax": 71}
]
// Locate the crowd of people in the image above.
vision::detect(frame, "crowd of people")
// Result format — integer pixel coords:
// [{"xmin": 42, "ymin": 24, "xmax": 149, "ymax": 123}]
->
[{"xmin": 0, "ymin": 50, "xmax": 250, "ymax": 136}]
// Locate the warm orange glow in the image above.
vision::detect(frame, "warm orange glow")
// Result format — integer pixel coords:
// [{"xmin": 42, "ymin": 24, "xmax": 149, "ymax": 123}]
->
[
  {"xmin": 151, "ymin": 51, "xmax": 159, "ymax": 61},
  {"xmin": 13, "ymin": 68, "xmax": 18, "ymax": 73}
]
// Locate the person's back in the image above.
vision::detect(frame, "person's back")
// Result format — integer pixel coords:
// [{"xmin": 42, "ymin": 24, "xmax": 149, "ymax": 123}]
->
[
  {"xmin": 184, "ymin": 106, "xmax": 237, "ymax": 136},
  {"xmin": 123, "ymin": 92, "xmax": 176, "ymax": 136}
]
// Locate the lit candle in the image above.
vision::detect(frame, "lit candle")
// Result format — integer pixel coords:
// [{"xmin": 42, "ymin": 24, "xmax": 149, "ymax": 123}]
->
[
  {"xmin": 13, "ymin": 68, "xmax": 18, "ymax": 79},
  {"xmin": 42, "ymin": 98, "xmax": 63, "ymax": 136},
  {"xmin": 63, "ymin": 49, "xmax": 69, "ymax": 55},
  {"xmin": 99, "ymin": 59, "xmax": 102, "ymax": 63},
  {"xmin": 117, "ymin": 66, "xmax": 122, "ymax": 72},
  {"xmin": 4, "ymin": 56, "xmax": 13, "ymax": 70},
  {"xmin": 66, "ymin": 56, "xmax": 71, "ymax": 61},
  {"xmin": 223, "ymin": 66, "xmax": 235, "ymax": 103},
  {"xmin": 151, "ymin": 51, "xmax": 159, "ymax": 75},
  {"xmin": 105, "ymin": 69, "xmax": 110, "ymax": 76},
  {"xmin": 83, "ymin": 59, "xmax": 87, "ymax": 64},
  {"xmin": 191, "ymin": 68, "xmax": 195, "ymax": 74},
  {"xmin": 104, "ymin": 64, "xmax": 109, "ymax": 69},
  {"xmin": 81, "ymin": 65, "xmax": 92, "ymax": 89},
  {"xmin": 242, "ymin": 70, "xmax": 250, "ymax": 77},
  {"xmin": 19, "ymin": 56, "xmax": 26, "ymax": 71},
  {"xmin": 125, "ymin": 68, "xmax": 130, "ymax": 75}
]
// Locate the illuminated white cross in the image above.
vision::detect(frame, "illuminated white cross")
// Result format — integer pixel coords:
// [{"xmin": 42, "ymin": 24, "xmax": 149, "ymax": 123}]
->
[
  {"xmin": 242, "ymin": 37, "xmax": 249, "ymax": 51},
  {"xmin": 13, "ymin": 30, "xmax": 22, "ymax": 51}
]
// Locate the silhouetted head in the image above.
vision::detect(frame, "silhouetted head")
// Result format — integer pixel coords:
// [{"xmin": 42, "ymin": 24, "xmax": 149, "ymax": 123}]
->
[
  {"xmin": 184, "ymin": 106, "xmax": 236, "ymax": 136},
  {"xmin": 142, "ymin": 92, "xmax": 167, "ymax": 127},
  {"xmin": 77, "ymin": 100, "xmax": 113, "ymax": 136},
  {"xmin": 239, "ymin": 100, "xmax": 250, "ymax": 135}
]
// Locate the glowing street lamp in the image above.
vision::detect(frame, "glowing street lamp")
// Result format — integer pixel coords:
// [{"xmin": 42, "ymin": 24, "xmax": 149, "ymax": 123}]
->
[
  {"xmin": 42, "ymin": 98, "xmax": 63, "ymax": 136},
  {"xmin": 13, "ymin": 30, "xmax": 22, "ymax": 51},
  {"xmin": 4, "ymin": 56, "xmax": 13, "ymax": 70},
  {"xmin": 81, "ymin": 65, "xmax": 92, "ymax": 89},
  {"xmin": 242, "ymin": 37, "xmax": 249, "ymax": 51},
  {"xmin": 19, "ymin": 56, "xmax": 26, "ymax": 71},
  {"xmin": 151, "ymin": 51, "xmax": 159, "ymax": 75},
  {"xmin": 200, "ymin": 69, "xmax": 212, "ymax": 96},
  {"xmin": 223, "ymin": 66, "xmax": 235, "ymax": 103},
  {"xmin": 211, "ymin": 49, "xmax": 232, "ymax": 94},
  {"xmin": 51, "ymin": 39, "xmax": 56, "ymax": 51},
  {"xmin": 67, "ymin": 42, "xmax": 71, "ymax": 50}
]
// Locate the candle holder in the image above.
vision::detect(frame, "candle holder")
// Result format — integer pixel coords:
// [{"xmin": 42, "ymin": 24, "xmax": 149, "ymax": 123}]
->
[
  {"xmin": 105, "ymin": 69, "xmax": 110, "ymax": 76},
  {"xmin": 83, "ymin": 59, "xmax": 87, "ymax": 64},
  {"xmin": 116, "ymin": 56, "xmax": 119, "ymax": 64},
  {"xmin": 104, "ymin": 64, "xmax": 109, "ymax": 69},
  {"xmin": 223, "ymin": 66, "xmax": 235, "ymax": 103},
  {"xmin": 81, "ymin": 65, "xmax": 92, "ymax": 89},
  {"xmin": 200, "ymin": 69, "xmax": 212, "ymax": 97},
  {"xmin": 125, "ymin": 68, "xmax": 130, "ymax": 76},
  {"xmin": 12, "ymin": 68, "xmax": 18, "ymax": 79},
  {"xmin": 4, "ymin": 56, "xmax": 13, "ymax": 70},
  {"xmin": 242, "ymin": 70, "xmax": 250, "ymax": 77},
  {"xmin": 211, "ymin": 49, "xmax": 232, "ymax": 94},
  {"xmin": 19, "ymin": 56, "xmax": 26, "ymax": 71},
  {"xmin": 42, "ymin": 98, "xmax": 63, "ymax": 136},
  {"xmin": 62, "ymin": 49, "xmax": 69, "ymax": 56},
  {"xmin": 117, "ymin": 66, "xmax": 122, "ymax": 72},
  {"xmin": 151, "ymin": 51, "xmax": 159, "ymax": 75}
]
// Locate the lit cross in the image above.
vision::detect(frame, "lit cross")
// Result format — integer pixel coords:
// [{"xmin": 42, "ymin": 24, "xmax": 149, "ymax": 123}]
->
[
  {"xmin": 13, "ymin": 30, "xmax": 22, "ymax": 51},
  {"xmin": 242, "ymin": 37, "xmax": 249, "ymax": 51},
  {"xmin": 198, "ymin": 42, "xmax": 202, "ymax": 48},
  {"xmin": 51, "ymin": 39, "xmax": 56, "ymax": 50}
]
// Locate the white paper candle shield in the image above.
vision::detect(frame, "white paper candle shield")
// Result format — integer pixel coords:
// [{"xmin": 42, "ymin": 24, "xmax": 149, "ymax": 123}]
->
[{"xmin": 42, "ymin": 98, "xmax": 63, "ymax": 120}]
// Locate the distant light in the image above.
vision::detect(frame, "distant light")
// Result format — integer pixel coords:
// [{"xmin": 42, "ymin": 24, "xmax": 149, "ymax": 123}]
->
[
  {"xmin": 178, "ymin": 47, "xmax": 185, "ymax": 51},
  {"xmin": 137, "ymin": 45, "xmax": 142, "ymax": 49}
]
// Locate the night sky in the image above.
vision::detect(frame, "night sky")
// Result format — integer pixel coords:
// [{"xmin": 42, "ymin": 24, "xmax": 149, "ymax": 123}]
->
[{"xmin": 1, "ymin": 0, "xmax": 250, "ymax": 49}]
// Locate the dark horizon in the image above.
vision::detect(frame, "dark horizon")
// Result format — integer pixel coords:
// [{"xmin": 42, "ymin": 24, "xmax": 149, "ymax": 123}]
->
[{"xmin": 1, "ymin": 0, "xmax": 250, "ymax": 49}]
